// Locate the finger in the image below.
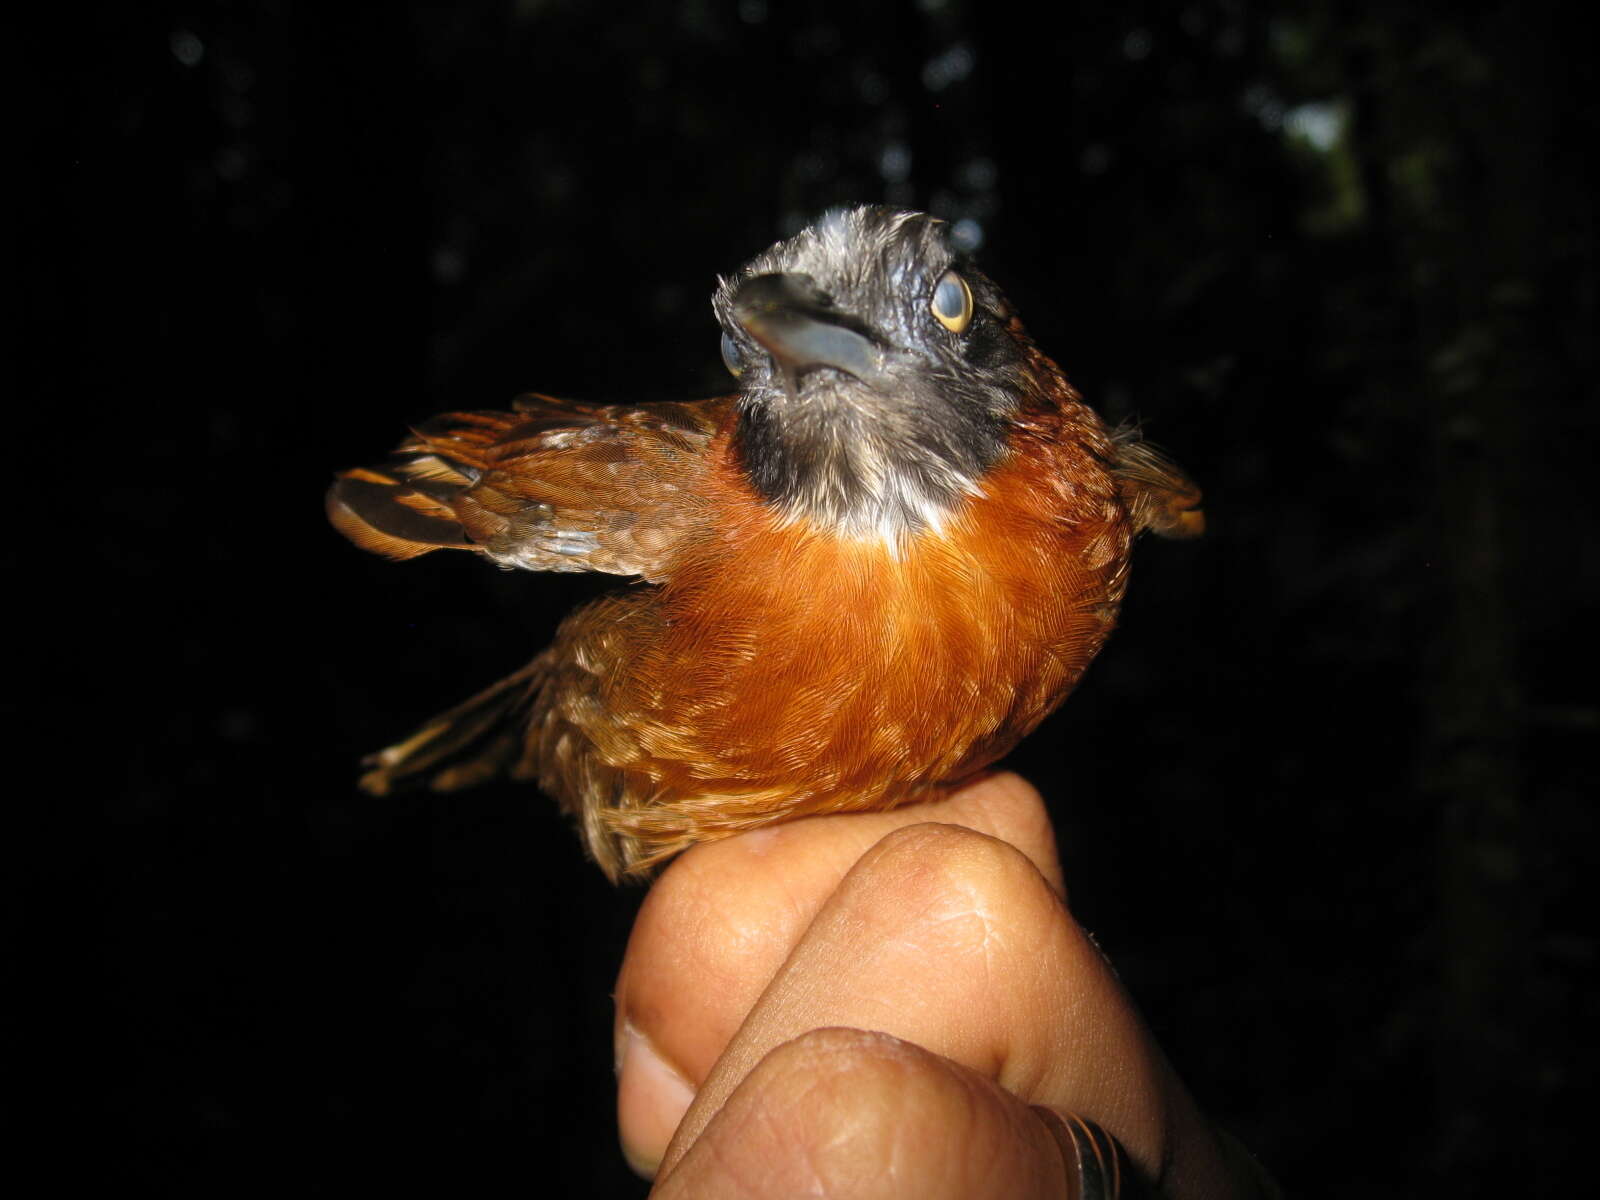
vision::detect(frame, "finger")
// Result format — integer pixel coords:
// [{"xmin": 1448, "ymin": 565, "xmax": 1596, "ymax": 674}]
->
[
  {"xmin": 656, "ymin": 823, "xmax": 1235, "ymax": 1198},
  {"xmin": 615, "ymin": 772, "xmax": 1061, "ymax": 1173},
  {"xmin": 651, "ymin": 1027, "xmax": 1074, "ymax": 1200}
]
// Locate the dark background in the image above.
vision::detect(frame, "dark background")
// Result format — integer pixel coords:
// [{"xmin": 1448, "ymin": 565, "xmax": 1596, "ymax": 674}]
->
[{"xmin": 34, "ymin": 1, "xmax": 1594, "ymax": 1194}]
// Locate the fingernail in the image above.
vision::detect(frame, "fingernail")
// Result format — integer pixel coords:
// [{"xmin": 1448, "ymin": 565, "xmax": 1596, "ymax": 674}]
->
[{"xmin": 616, "ymin": 1021, "xmax": 695, "ymax": 1179}]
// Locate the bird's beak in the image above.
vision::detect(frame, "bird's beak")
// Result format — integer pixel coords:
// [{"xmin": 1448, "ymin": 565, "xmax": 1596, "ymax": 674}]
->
[{"xmin": 732, "ymin": 273, "xmax": 889, "ymax": 386}]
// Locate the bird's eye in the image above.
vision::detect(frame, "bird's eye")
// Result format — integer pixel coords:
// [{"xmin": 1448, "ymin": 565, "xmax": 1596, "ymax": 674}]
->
[
  {"xmin": 930, "ymin": 270, "xmax": 973, "ymax": 333},
  {"xmin": 720, "ymin": 330, "xmax": 745, "ymax": 377}
]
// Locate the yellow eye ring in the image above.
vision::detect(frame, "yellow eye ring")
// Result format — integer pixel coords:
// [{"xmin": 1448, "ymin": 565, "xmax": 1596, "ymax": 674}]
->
[{"xmin": 930, "ymin": 270, "xmax": 973, "ymax": 333}]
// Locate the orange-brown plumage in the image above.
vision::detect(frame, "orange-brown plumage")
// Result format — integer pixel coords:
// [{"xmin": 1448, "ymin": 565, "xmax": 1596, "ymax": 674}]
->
[{"xmin": 330, "ymin": 208, "xmax": 1200, "ymax": 880}]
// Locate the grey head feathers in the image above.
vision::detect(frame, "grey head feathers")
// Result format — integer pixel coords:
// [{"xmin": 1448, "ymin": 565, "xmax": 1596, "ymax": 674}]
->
[{"xmin": 712, "ymin": 206, "xmax": 1042, "ymax": 540}]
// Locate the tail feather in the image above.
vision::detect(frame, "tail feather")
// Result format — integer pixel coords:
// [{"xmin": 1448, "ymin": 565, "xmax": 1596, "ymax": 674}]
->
[
  {"xmin": 1108, "ymin": 427, "xmax": 1205, "ymax": 539},
  {"xmin": 358, "ymin": 659, "xmax": 548, "ymax": 796}
]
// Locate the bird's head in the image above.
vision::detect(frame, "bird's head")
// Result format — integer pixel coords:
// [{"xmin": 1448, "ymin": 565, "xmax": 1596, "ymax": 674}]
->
[{"xmin": 712, "ymin": 206, "xmax": 1046, "ymax": 540}]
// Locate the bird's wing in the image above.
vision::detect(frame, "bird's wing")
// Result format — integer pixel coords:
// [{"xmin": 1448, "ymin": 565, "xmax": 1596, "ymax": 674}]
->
[
  {"xmin": 1108, "ymin": 425, "xmax": 1205, "ymax": 539},
  {"xmin": 327, "ymin": 393, "xmax": 730, "ymax": 581}
]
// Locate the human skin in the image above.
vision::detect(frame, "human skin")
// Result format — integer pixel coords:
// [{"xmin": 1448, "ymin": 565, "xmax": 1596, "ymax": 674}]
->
[{"xmin": 612, "ymin": 772, "xmax": 1254, "ymax": 1198}]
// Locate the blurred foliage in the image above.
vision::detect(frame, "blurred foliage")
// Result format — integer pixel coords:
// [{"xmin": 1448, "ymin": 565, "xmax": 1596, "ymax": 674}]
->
[{"xmin": 33, "ymin": 0, "xmax": 1595, "ymax": 1195}]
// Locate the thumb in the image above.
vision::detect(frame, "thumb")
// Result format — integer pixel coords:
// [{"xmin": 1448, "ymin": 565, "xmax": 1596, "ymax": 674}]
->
[{"xmin": 651, "ymin": 1027, "xmax": 1135, "ymax": 1199}]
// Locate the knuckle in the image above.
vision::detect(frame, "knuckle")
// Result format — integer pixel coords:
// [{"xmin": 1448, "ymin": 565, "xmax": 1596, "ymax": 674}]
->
[
  {"xmin": 711, "ymin": 1031, "xmax": 1036, "ymax": 1200},
  {"xmin": 862, "ymin": 821, "xmax": 1050, "ymax": 919},
  {"xmin": 735, "ymin": 1030, "xmax": 933, "ymax": 1172},
  {"xmin": 844, "ymin": 823, "xmax": 1070, "ymax": 974},
  {"xmin": 636, "ymin": 854, "xmax": 790, "ymax": 989},
  {"xmin": 761, "ymin": 1026, "xmax": 922, "ymax": 1083}
]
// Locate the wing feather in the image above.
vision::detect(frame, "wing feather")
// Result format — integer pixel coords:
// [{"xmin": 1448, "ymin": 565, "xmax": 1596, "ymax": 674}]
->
[{"xmin": 328, "ymin": 395, "xmax": 729, "ymax": 579}]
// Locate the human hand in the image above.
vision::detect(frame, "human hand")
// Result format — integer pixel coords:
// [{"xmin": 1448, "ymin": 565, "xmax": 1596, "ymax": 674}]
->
[{"xmin": 613, "ymin": 772, "xmax": 1264, "ymax": 1198}]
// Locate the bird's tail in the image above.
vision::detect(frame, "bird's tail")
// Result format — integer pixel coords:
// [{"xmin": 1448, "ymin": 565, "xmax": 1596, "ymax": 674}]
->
[
  {"xmin": 356, "ymin": 658, "xmax": 549, "ymax": 796},
  {"xmin": 1108, "ymin": 425, "xmax": 1206, "ymax": 539}
]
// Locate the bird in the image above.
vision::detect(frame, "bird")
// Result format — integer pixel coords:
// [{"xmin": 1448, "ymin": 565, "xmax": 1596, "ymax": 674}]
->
[{"xmin": 328, "ymin": 206, "xmax": 1202, "ymax": 882}]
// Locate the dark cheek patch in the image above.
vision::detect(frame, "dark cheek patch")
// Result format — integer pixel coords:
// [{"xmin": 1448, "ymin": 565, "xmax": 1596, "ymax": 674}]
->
[{"xmin": 963, "ymin": 315, "xmax": 1014, "ymax": 371}]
